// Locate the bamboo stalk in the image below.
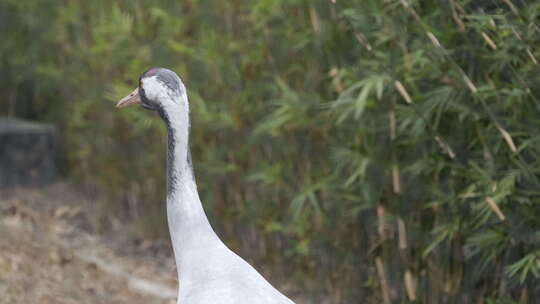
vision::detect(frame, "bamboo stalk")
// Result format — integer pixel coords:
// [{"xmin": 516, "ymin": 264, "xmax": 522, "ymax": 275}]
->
[
  {"xmin": 388, "ymin": 106, "xmax": 396, "ymax": 140},
  {"xmin": 487, "ymin": 16, "xmax": 538, "ymax": 90},
  {"xmin": 452, "ymin": 11, "xmax": 465, "ymax": 32},
  {"xmin": 354, "ymin": 32, "xmax": 372, "ymax": 51},
  {"xmin": 485, "ymin": 197, "xmax": 506, "ymax": 221},
  {"xmin": 377, "ymin": 205, "xmax": 386, "ymax": 238},
  {"xmin": 501, "ymin": 0, "xmax": 519, "ymax": 15},
  {"xmin": 511, "ymin": 27, "xmax": 523, "ymax": 40},
  {"xmin": 405, "ymin": 269, "xmax": 417, "ymax": 300},
  {"xmin": 329, "ymin": 67, "xmax": 344, "ymax": 93},
  {"xmin": 309, "ymin": 6, "xmax": 321, "ymax": 35},
  {"xmin": 394, "ymin": 80, "xmax": 412, "ymax": 104},
  {"xmin": 520, "ymin": 287, "xmax": 529, "ymax": 303},
  {"xmin": 392, "ymin": 165, "xmax": 401, "ymax": 194},
  {"xmin": 376, "ymin": 257, "xmax": 391, "ymax": 304},
  {"xmin": 489, "ymin": 18, "xmax": 496, "ymax": 28},
  {"xmin": 526, "ymin": 47, "xmax": 538, "ymax": 65},
  {"xmin": 449, "ymin": 0, "xmax": 465, "ymax": 31},
  {"xmin": 481, "ymin": 32, "xmax": 497, "ymax": 50},
  {"xmin": 496, "ymin": 124, "xmax": 517, "ymax": 153},
  {"xmin": 426, "ymin": 31, "xmax": 442, "ymax": 48},
  {"xmin": 434, "ymin": 136, "xmax": 456, "ymax": 159},
  {"xmin": 453, "ymin": 0, "xmax": 466, "ymax": 14},
  {"xmin": 462, "ymin": 74, "xmax": 478, "ymax": 94},
  {"xmin": 399, "ymin": 0, "xmax": 421, "ymax": 22},
  {"xmin": 397, "ymin": 218, "xmax": 407, "ymax": 249}
]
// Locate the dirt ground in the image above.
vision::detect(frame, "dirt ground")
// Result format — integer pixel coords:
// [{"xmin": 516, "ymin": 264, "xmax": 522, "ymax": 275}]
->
[
  {"xmin": 0, "ymin": 183, "xmax": 180, "ymax": 304},
  {"xmin": 0, "ymin": 182, "xmax": 322, "ymax": 304},
  {"xmin": 0, "ymin": 183, "xmax": 313, "ymax": 303}
]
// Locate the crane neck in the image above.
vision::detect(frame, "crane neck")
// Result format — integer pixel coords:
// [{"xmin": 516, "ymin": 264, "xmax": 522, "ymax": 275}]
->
[
  {"xmin": 158, "ymin": 96, "xmax": 218, "ymax": 277},
  {"xmin": 159, "ymin": 102, "xmax": 191, "ymax": 199}
]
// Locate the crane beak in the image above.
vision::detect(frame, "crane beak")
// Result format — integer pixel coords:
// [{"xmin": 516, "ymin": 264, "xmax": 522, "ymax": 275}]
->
[{"xmin": 116, "ymin": 88, "xmax": 142, "ymax": 108}]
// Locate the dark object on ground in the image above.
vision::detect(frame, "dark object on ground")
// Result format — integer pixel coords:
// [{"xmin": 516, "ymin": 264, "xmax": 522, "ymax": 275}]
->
[{"xmin": 0, "ymin": 117, "xmax": 58, "ymax": 187}]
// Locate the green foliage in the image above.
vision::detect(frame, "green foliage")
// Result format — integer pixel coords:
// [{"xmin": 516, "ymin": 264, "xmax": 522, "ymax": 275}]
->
[{"xmin": 2, "ymin": 0, "xmax": 540, "ymax": 302}]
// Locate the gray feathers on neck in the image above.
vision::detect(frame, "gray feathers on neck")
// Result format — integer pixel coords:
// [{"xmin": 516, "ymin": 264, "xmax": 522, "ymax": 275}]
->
[{"xmin": 160, "ymin": 105, "xmax": 193, "ymax": 197}]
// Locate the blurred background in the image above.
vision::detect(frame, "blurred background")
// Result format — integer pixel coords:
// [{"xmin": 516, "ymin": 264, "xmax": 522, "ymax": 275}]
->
[{"xmin": 1, "ymin": 0, "xmax": 540, "ymax": 303}]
